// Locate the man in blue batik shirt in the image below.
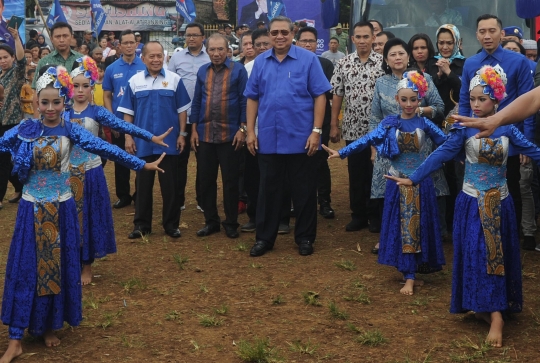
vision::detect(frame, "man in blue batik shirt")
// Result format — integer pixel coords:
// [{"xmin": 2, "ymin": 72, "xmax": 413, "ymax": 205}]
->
[
  {"xmin": 459, "ymin": 14, "xmax": 535, "ymax": 249},
  {"xmin": 244, "ymin": 16, "xmax": 331, "ymax": 257},
  {"xmin": 118, "ymin": 41, "xmax": 191, "ymax": 240}
]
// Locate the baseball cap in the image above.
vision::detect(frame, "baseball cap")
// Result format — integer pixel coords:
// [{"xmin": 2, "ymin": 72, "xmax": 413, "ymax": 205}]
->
[
  {"xmin": 503, "ymin": 26, "xmax": 523, "ymax": 39},
  {"xmin": 224, "ymin": 23, "xmax": 232, "ymax": 29}
]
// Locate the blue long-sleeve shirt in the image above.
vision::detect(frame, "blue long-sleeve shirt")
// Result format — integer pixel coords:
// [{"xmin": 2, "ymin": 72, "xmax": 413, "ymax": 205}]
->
[{"xmin": 459, "ymin": 46, "xmax": 534, "ymax": 144}]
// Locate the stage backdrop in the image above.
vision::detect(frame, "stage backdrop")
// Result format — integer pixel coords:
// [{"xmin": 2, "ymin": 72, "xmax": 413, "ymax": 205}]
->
[
  {"xmin": 237, "ymin": 0, "xmax": 330, "ymax": 54},
  {"xmin": 5, "ymin": 0, "xmax": 25, "ymax": 45}
]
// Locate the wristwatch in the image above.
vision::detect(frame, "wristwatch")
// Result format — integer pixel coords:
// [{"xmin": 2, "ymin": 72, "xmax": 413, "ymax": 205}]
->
[
  {"xmin": 312, "ymin": 127, "xmax": 322, "ymax": 135},
  {"xmin": 418, "ymin": 107, "xmax": 424, "ymax": 116},
  {"xmin": 180, "ymin": 131, "xmax": 188, "ymax": 137},
  {"xmin": 239, "ymin": 125, "xmax": 247, "ymax": 134}
]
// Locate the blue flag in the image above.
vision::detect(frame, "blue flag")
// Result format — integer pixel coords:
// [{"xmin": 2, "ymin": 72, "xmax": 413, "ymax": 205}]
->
[
  {"xmin": 321, "ymin": 0, "xmax": 340, "ymax": 29},
  {"xmin": 90, "ymin": 0, "xmax": 107, "ymax": 37},
  {"xmin": 46, "ymin": 0, "xmax": 67, "ymax": 28},
  {"xmin": 176, "ymin": 0, "xmax": 197, "ymax": 23}
]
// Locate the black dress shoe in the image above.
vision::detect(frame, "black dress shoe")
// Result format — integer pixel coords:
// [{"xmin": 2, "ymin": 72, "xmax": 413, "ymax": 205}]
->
[
  {"xmin": 225, "ymin": 226, "xmax": 239, "ymax": 239},
  {"xmin": 368, "ymin": 219, "xmax": 381, "ymax": 233},
  {"xmin": 345, "ymin": 219, "xmax": 368, "ymax": 232},
  {"xmin": 128, "ymin": 228, "xmax": 150, "ymax": 239},
  {"xmin": 113, "ymin": 198, "xmax": 132, "ymax": 209},
  {"xmin": 8, "ymin": 193, "xmax": 22, "ymax": 203},
  {"xmin": 523, "ymin": 235, "xmax": 536, "ymax": 250},
  {"xmin": 196, "ymin": 224, "xmax": 220, "ymax": 237},
  {"xmin": 250, "ymin": 240, "xmax": 272, "ymax": 257},
  {"xmin": 319, "ymin": 203, "xmax": 335, "ymax": 219},
  {"xmin": 165, "ymin": 228, "xmax": 182, "ymax": 238},
  {"xmin": 240, "ymin": 221, "xmax": 256, "ymax": 232},
  {"xmin": 298, "ymin": 240, "xmax": 314, "ymax": 256}
]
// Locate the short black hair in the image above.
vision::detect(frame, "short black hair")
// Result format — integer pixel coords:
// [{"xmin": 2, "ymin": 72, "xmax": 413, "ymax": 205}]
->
[
  {"xmin": 0, "ymin": 44, "xmax": 14, "ymax": 57},
  {"xmin": 476, "ymin": 14, "xmax": 503, "ymax": 29},
  {"xmin": 27, "ymin": 68, "xmax": 36, "ymax": 77},
  {"xmin": 502, "ymin": 40, "xmax": 526, "ymax": 55},
  {"xmin": 50, "ymin": 21, "xmax": 73, "ymax": 36},
  {"xmin": 38, "ymin": 46, "xmax": 50, "ymax": 58},
  {"xmin": 368, "ymin": 19, "xmax": 384, "ymax": 31},
  {"xmin": 297, "ymin": 26, "xmax": 317, "ymax": 39},
  {"xmin": 408, "ymin": 33, "xmax": 436, "ymax": 61},
  {"xmin": 27, "ymin": 43, "xmax": 40, "ymax": 50},
  {"xmin": 329, "ymin": 37, "xmax": 339, "ymax": 42},
  {"xmin": 186, "ymin": 22, "xmax": 205, "ymax": 36},
  {"xmin": 377, "ymin": 31, "xmax": 395, "ymax": 39},
  {"xmin": 29, "ymin": 29, "xmax": 38, "ymax": 38},
  {"xmin": 252, "ymin": 28, "xmax": 269, "ymax": 43},
  {"xmin": 382, "ymin": 38, "xmax": 410, "ymax": 74},
  {"xmin": 352, "ymin": 21, "xmax": 374, "ymax": 34},
  {"xmin": 97, "ymin": 63, "xmax": 105, "ymax": 71},
  {"xmin": 298, "ymin": 21, "xmax": 307, "ymax": 28},
  {"xmin": 119, "ymin": 29, "xmax": 135, "ymax": 43}
]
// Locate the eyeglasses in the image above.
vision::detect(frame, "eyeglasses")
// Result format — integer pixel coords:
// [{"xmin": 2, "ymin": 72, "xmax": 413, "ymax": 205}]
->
[
  {"xmin": 254, "ymin": 41, "xmax": 271, "ymax": 48},
  {"xmin": 270, "ymin": 29, "xmax": 291, "ymax": 37},
  {"xmin": 297, "ymin": 39, "xmax": 317, "ymax": 44},
  {"xmin": 437, "ymin": 41, "xmax": 455, "ymax": 47},
  {"xmin": 186, "ymin": 34, "xmax": 203, "ymax": 38}
]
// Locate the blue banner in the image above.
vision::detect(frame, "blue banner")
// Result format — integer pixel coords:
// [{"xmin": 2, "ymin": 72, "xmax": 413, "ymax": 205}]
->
[
  {"xmin": 90, "ymin": 0, "xmax": 107, "ymax": 37},
  {"xmin": 176, "ymin": 0, "xmax": 197, "ymax": 23},
  {"xmin": 321, "ymin": 0, "xmax": 340, "ymax": 29},
  {"xmin": 238, "ymin": 0, "xmax": 330, "ymax": 54},
  {"xmin": 46, "ymin": 0, "xmax": 67, "ymax": 28},
  {"xmin": 4, "ymin": 0, "xmax": 26, "ymax": 47}
]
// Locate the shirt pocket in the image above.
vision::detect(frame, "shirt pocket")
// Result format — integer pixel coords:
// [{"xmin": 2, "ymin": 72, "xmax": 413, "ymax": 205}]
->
[
  {"xmin": 287, "ymin": 72, "xmax": 310, "ymax": 99},
  {"xmin": 135, "ymin": 90, "xmax": 150, "ymax": 99},
  {"xmin": 158, "ymin": 89, "xmax": 175, "ymax": 97}
]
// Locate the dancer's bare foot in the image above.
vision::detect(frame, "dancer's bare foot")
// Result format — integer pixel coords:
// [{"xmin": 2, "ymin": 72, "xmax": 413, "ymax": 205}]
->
[
  {"xmin": 474, "ymin": 311, "xmax": 504, "ymax": 347},
  {"xmin": 44, "ymin": 331, "xmax": 60, "ymax": 347},
  {"xmin": 474, "ymin": 312, "xmax": 491, "ymax": 324},
  {"xmin": 0, "ymin": 340, "xmax": 22, "ymax": 363},
  {"xmin": 81, "ymin": 264, "xmax": 92, "ymax": 285},
  {"xmin": 400, "ymin": 279, "xmax": 415, "ymax": 295}
]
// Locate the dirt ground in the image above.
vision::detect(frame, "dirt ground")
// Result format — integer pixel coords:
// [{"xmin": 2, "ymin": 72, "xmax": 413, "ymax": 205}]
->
[{"xmin": 0, "ymin": 146, "xmax": 540, "ymax": 363}]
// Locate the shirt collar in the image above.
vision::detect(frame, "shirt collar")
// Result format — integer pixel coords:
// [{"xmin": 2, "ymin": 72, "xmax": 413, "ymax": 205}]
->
[
  {"xmin": 352, "ymin": 49, "xmax": 379, "ymax": 64},
  {"xmin": 119, "ymin": 55, "xmax": 143, "ymax": 65},
  {"xmin": 266, "ymin": 44, "xmax": 298, "ymax": 60},
  {"xmin": 51, "ymin": 49, "xmax": 79, "ymax": 59},
  {"xmin": 186, "ymin": 45, "xmax": 207, "ymax": 57},
  {"xmin": 479, "ymin": 45, "xmax": 504, "ymax": 62},
  {"xmin": 144, "ymin": 67, "xmax": 166, "ymax": 78}
]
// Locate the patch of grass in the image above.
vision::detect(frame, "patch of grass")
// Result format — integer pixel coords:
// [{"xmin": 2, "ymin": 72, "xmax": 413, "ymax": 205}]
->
[
  {"xmin": 99, "ymin": 310, "xmax": 123, "ymax": 329},
  {"xmin": 389, "ymin": 351, "xmax": 432, "ymax": 363},
  {"xmin": 351, "ymin": 280, "xmax": 366, "ymax": 289},
  {"xmin": 272, "ymin": 295, "xmax": 284, "ymax": 305},
  {"xmin": 357, "ymin": 329, "xmax": 387, "ymax": 347},
  {"xmin": 250, "ymin": 262, "xmax": 263, "ymax": 269},
  {"xmin": 83, "ymin": 293, "xmax": 111, "ymax": 310},
  {"xmin": 173, "ymin": 254, "xmax": 189, "ymax": 270},
  {"xmin": 343, "ymin": 292, "xmax": 371, "ymax": 304},
  {"xmin": 410, "ymin": 296, "xmax": 434, "ymax": 307},
  {"xmin": 120, "ymin": 333, "xmax": 145, "ymax": 348},
  {"xmin": 287, "ymin": 339, "xmax": 318, "ymax": 355},
  {"xmin": 236, "ymin": 337, "xmax": 280, "ymax": 362},
  {"xmin": 213, "ymin": 304, "xmax": 229, "ymax": 315},
  {"xmin": 450, "ymin": 336, "xmax": 491, "ymax": 361},
  {"xmin": 190, "ymin": 339, "xmax": 202, "ymax": 352},
  {"xmin": 165, "ymin": 310, "xmax": 182, "ymax": 321},
  {"xmin": 346, "ymin": 322, "xmax": 362, "ymax": 334},
  {"xmin": 248, "ymin": 284, "xmax": 267, "ymax": 293},
  {"xmin": 197, "ymin": 313, "xmax": 223, "ymax": 327},
  {"xmin": 120, "ymin": 277, "xmax": 146, "ymax": 294},
  {"xmin": 233, "ymin": 241, "xmax": 248, "ymax": 251},
  {"xmin": 328, "ymin": 301, "xmax": 349, "ymax": 320},
  {"xmin": 199, "ymin": 284, "xmax": 209, "ymax": 293},
  {"xmin": 302, "ymin": 291, "xmax": 321, "ymax": 306},
  {"xmin": 334, "ymin": 260, "xmax": 356, "ymax": 271}
]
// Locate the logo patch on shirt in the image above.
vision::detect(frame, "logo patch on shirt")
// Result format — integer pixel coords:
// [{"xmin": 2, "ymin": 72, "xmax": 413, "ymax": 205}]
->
[
  {"xmin": 162, "ymin": 81, "xmax": 169, "ymax": 87},
  {"xmin": 113, "ymin": 73, "xmax": 123, "ymax": 79},
  {"xmin": 117, "ymin": 86, "xmax": 124, "ymax": 98}
]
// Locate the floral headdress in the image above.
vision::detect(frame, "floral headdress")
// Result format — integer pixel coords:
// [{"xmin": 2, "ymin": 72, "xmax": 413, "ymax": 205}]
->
[
  {"xmin": 35, "ymin": 66, "xmax": 75, "ymax": 102},
  {"xmin": 469, "ymin": 65, "xmax": 507, "ymax": 102},
  {"xmin": 70, "ymin": 56, "xmax": 99, "ymax": 86},
  {"xmin": 396, "ymin": 71, "xmax": 429, "ymax": 99}
]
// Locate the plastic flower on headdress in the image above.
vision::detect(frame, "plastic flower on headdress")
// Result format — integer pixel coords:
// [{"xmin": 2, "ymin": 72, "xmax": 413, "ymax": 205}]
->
[
  {"xmin": 396, "ymin": 71, "xmax": 429, "ymax": 99},
  {"xmin": 36, "ymin": 66, "xmax": 75, "ymax": 101},
  {"xmin": 70, "ymin": 56, "xmax": 99, "ymax": 86},
  {"xmin": 469, "ymin": 65, "xmax": 507, "ymax": 102}
]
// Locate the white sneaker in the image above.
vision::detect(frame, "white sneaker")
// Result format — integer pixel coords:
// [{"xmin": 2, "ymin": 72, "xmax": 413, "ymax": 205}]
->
[
  {"xmin": 181, "ymin": 205, "xmax": 186, "ymax": 211},
  {"xmin": 535, "ymin": 244, "xmax": 540, "ymax": 252},
  {"xmin": 196, "ymin": 205, "xmax": 204, "ymax": 213}
]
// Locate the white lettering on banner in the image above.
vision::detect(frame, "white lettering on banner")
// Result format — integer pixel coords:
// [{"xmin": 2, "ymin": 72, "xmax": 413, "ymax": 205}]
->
[{"xmin": 317, "ymin": 38, "xmax": 324, "ymax": 50}]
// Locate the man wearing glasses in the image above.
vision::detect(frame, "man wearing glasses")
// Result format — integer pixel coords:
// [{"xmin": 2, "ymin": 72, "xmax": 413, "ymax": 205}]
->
[
  {"xmin": 168, "ymin": 22, "xmax": 210, "ymax": 212},
  {"xmin": 244, "ymin": 16, "xmax": 331, "ymax": 257},
  {"xmin": 103, "ymin": 29, "xmax": 146, "ymax": 209}
]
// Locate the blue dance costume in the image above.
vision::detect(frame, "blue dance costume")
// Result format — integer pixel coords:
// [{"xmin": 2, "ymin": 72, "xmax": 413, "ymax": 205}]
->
[
  {"xmin": 67, "ymin": 105, "xmax": 153, "ymax": 264},
  {"xmin": 409, "ymin": 125, "xmax": 540, "ymax": 314},
  {"xmin": 0, "ymin": 119, "xmax": 145, "ymax": 339},
  {"xmin": 339, "ymin": 115, "xmax": 447, "ymax": 279}
]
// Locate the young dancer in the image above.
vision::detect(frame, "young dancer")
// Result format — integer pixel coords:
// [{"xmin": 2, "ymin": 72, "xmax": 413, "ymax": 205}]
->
[
  {"xmin": 324, "ymin": 71, "xmax": 446, "ymax": 295},
  {"xmin": 386, "ymin": 65, "xmax": 540, "ymax": 347},
  {"xmin": 0, "ymin": 66, "xmax": 166, "ymax": 363},
  {"xmin": 68, "ymin": 56, "xmax": 172, "ymax": 285}
]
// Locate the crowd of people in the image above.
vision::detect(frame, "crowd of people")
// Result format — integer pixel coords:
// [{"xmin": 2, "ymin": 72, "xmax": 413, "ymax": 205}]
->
[{"xmin": 0, "ymin": 11, "xmax": 540, "ymax": 361}]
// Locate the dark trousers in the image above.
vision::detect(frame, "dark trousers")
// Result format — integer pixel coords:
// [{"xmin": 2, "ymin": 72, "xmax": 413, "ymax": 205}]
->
[
  {"xmin": 317, "ymin": 124, "xmax": 332, "ymax": 204},
  {"xmin": 256, "ymin": 153, "xmax": 317, "ymax": 245},
  {"xmin": 197, "ymin": 141, "xmax": 241, "ymax": 229},
  {"xmin": 345, "ymin": 141, "xmax": 378, "ymax": 223},
  {"xmin": 178, "ymin": 124, "xmax": 201, "ymax": 206},
  {"xmin": 507, "ymin": 155, "xmax": 522, "ymax": 231},
  {"xmin": 0, "ymin": 125, "xmax": 22, "ymax": 201},
  {"xmin": 244, "ymin": 147, "xmax": 260, "ymax": 222},
  {"xmin": 112, "ymin": 133, "xmax": 133, "ymax": 202},
  {"xmin": 134, "ymin": 154, "xmax": 181, "ymax": 231}
]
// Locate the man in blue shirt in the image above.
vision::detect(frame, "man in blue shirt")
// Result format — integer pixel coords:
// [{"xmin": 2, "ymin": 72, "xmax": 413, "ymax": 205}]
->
[
  {"xmin": 190, "ymin": 34, "xmax": 248, "ymax": 239},
  {"xmin": 244, "ymin": 16, "xmax": 331, "ymax": 257},
  {"xmin": 118, "ymin": 41, "xmax": 191, "ymax": 239},
  {"xmin": 103, "ymin": 29, "xmax": 146, "ymax": 209},
  {"xmin": 459, "ymin": 14, "xmax": 535, "ymax": 249}
]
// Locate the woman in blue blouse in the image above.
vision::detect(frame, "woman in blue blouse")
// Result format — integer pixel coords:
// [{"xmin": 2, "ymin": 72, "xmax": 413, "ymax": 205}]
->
[
  {"xmin": 0, "ymin": 66, "xmax": 166, "ymax": 362},
  {"xmin": 369, "ymin": 38, "xmax": 447, "ymax": 253},
  {"xmin": 325, "ymin": 71, "xmax": 446, "ymax": 296}
]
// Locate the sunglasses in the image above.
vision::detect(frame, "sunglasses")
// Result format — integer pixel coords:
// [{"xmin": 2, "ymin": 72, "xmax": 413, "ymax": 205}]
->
[{"xmin": 270, "ymin": 29, "xmax": 291, "ymax": 36}]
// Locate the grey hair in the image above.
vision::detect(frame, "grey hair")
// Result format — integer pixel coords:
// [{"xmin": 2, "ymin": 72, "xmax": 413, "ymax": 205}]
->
[
  {"xmin": 270, "ymin": 16, "xmax": 294, "ymax": 31},
  {"xmin": 207, "ymin": 33, "xmax": 229, "ymax": 48},
  {"xmin": 91, "ymin": 47, "xmax": 103, "ymax": 55}
]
